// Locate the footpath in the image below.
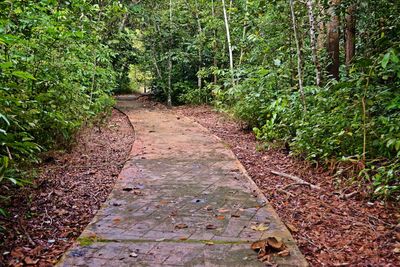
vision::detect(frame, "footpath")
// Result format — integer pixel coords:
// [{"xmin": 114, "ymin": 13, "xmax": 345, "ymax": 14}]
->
[{"xmin": 58, "ymin": 96, "xmax": 307, "ymax": 266}]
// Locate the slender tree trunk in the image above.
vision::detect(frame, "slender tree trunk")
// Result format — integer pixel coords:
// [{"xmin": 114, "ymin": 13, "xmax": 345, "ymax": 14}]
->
[
  {"xmin": 194, "ymin": 0, "xmax": 203, "ymax": 90},
  {"xmin": 167, "ymin": 0, "xmax": 173, "ymax": 106},
  {"xmin": 212, "ymin": 0, "xmax": 218, "ymax": 84},
  {"xmin": 151, "ymin": 48, "xmax": 162, "ymax": 79},
  {"xmin": 239, "ymin": 0, "xmax": 248, "ymax": 67},
  {"xmin": 345, "ymin": 4, "xmax": 356, "ymax": 67},
  {"xmin": 222, "ymin": 0, "xmax": 234, "ymax": 85},
  {"xmin": 327, "ymin": 0, "xmax": 341, "ymax": 80},
  {"xmin": 290, "ymin": 0, "xmax": 306, "ymax": 111},
  {"xmin": 316, "ymin": 0, "xmax": 326, "ymax": 51},
  {"xmin": 307, "ymin": 0, "xmax": 321, "ymax": 86}
]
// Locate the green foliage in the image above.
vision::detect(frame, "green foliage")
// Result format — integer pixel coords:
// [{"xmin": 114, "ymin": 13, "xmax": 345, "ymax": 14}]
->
[
  {"xmin": 0, "ymin": 1, "xmax": 139, "ymax": 204},
  {"xmin": 132, "ymin": 0, "xmax": 399, "ymax": 200}
]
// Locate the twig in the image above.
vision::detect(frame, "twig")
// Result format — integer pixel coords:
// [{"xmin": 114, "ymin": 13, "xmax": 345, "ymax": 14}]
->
[
  {"xmin": 340, "ymin": 191, "xmax": 358, "ymax": 200},
  {"xmin": 277, "ymin": 188, "xmax": 295, "ymax": 197},
  {"xmin": 271, "ymin": 170, "xmax": 321, "ymax": 190},
  {"xmin": 18, "ymin": 219, "xmax": 36, "ymax": 246},
  {"xmin": 367, "ymin": 214, "xmax": 395, "ymax": 227},
  {"xmin": 282, "ymin": 182, "xmax": 312, "ymax": 190}
]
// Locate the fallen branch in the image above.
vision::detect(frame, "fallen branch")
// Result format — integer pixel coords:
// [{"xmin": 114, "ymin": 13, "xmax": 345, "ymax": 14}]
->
[
  {"xmin": 271, "ymin": 170, "xmax": 321, "ymax": 190},
  {"xmin": 340, "ymin": 191, "xmax": 358, "ymax": 200}
]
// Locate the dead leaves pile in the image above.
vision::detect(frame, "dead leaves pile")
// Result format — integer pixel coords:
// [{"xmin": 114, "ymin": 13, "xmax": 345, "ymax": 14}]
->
[{"xmin": 251, "ymin": 237, "xmax": 290, "ymax": 263}]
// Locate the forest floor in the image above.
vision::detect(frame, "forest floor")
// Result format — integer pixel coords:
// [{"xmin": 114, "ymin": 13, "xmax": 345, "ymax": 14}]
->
[
  {"xmin": 0, "ymin": 96, "xmax": 399, "ymax": 267},
  {"xmin": 176, "ymin": 104, "xmax": 400, "ymax": 266},
  {"xmin": 0, "ymin": 109, "xmax": 135, "ymax": 266}
]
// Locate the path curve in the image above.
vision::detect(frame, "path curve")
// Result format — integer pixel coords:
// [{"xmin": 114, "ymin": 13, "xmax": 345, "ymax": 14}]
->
[{"xmin": 58, "ymin": 96, "xmax": 307, "ymax": 266}]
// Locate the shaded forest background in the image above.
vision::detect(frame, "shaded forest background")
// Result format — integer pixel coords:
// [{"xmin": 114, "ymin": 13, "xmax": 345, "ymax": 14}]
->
[{"xmin": 0, "ymin": 0, "xmax": 399, "ymax": 217}]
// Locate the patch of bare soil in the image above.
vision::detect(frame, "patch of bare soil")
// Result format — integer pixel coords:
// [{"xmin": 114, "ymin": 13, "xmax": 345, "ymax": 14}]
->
[
  {"xmin": 0, "ymin": 109, "xmax": 135, "ymax": 266},
  {"xmin": 177, "ymin": 105, "xmax": 400, "ymax": 266}
]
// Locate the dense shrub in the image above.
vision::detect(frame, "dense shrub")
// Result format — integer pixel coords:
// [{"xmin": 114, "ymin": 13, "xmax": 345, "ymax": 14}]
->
[{"xmin": 0, "ymin": 1, "xmax": 137, "ymax": 191}]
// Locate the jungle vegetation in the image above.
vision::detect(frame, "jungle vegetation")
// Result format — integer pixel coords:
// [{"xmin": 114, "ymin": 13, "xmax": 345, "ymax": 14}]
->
[{"xmin": 1, "ymin": 0, "xmax": 399, "ymax": 206}]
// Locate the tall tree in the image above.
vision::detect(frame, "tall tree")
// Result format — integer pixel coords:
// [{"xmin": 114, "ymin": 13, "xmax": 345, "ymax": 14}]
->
[
  {"xmin": 345, "ymin": 4, "xmax": 356, "ymax": 67},
  {"xmin": 327, "ymin": 0, "xmax": 341, "ymax": 80},
  {"xmin": 306, "ymin": 0, "xmax": 321, "ymax": 86},
  {"xmin": 167, "ymin": 0, "xmax": 173, "ymax": 106},
  {"xmin": 290, "ymin": 0, "xmax": 306, "ymax": 110},
  {"xmin": 239, "ymin": 0, "xmax": 249, "ymax": 67},
  {"xmin": 221, "ymin": 0, "xmax": 234, "ymax": 85}
]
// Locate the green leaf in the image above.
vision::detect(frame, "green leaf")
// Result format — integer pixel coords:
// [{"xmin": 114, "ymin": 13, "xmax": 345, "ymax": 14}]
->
[
  {"xmin": 12, "ymin": 71, "xmax": 36, "ymax": 80},
  {"xmin": 8, "ymin": 177, "xmax": 17, "ymax": 185},
  {"xmin": 395, "ymin": 141, "xmax": 400, "ymax": 151},
  {"xmin": 0, "ymin": 113, "xmax": 10, "ymax": 126},
  {"xmin": 0, "ymin": 62, "xmax": 12, "ymax": 69},
  {"xmin": 0, "ymin": 208, "xmax": 6, "ymax": 217},
  {"xmin": 381, "ymin": 52, "xmax": 390, "ymax": 68}
]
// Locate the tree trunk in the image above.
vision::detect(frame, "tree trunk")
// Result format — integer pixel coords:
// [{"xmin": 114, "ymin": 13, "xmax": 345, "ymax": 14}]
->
[
  {"xmin": 239, "ymin": 0, "xmax": 248, "ymax": 67},
  {"xmin": 167, "ymin": 0, "xmax": 173, "ymax": 107},
  {"xmin": 194, "ymin": 0, "xmax": 203, "ymax": 90},
  {"xmin": 222, "ymin": 0, "xmax": 234, "ymax": 85},
  {"xmin": 290, "ymin": 0, "xmax": 306, "ymax": 111},
  {"xmin": 212, "ymin": 0, "xmax": 218, "ymax": 84},
  {"xmin": 345, "ymin": 4, "xmax": 356, "ymax": 67},
  {"xmin": 316, "ymin": 0, "xmax": 326, "ymax": 52},
  {"xmin": 327, "ymin": 0, "xmax": 341, "ymax": 80},
  {"xmin": 307, "ymin": 0, "xmax": 321, "ymax": 86}
]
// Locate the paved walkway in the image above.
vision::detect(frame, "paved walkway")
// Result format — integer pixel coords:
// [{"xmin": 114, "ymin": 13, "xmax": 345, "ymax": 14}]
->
[{"xmin": 58, "ymin": 97, "xmax": 307, "ymax": 266}]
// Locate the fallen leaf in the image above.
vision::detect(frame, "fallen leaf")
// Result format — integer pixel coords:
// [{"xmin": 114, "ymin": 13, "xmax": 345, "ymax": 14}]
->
[
  {"xmin": 206, "ymin": 224, "xmax": 217, "ymax": 230},
  {"xmin": 395, "ymin": 232, "xmax": 400, "ymax": 242},
  {"xmin": 24, "ymin": 257, "xmax": 39, "ymax": 265},
  {"xmin": 175, "ymin": 223, "xmax": 188, "ymax": 229},
  {"xmin": 122, "ymin": 187, "xmax": 133, "ymax": 192},
  {"xmin": 216, "ymin": 215, "xmax": 225, "ymax": 220},
  {"xmin": 203, "ymin": 205, "xmax": 213, "ymax": 211},
  {"xmin": 251, "ymin": 240, "xmax": 267, "ymax": 251},
  {"xmin": 251, "ymin": 223, "xmax": 268, "ymax": 231},
  {"xmin": 377, "ymin": 225, "xmax": 385, "ymax": 231},
  {"xmin": 11, "ymin": 248, "xmax": 24, "ymax": 259},
  {"xmin": 267, "ymin": 237, "xmax": 284, "ymax": 250},
  {"xmin": 258, "ymin": 254, "xmax": 271, "ymax": 263},
  {"xmin": 113, "ymin": 217, "xmax": 122, "ymax": 224},
  {"xmin": 285, "ymin": 223, "xmax": 299, "ymax": 233},
  {"xmin": 179, "ymin": 237, "xmax": 188, "ymax": 240},
  {"xmin": 217, "ymin": 209, "xmax": 230, "ymax": 213},
  {"xmin": 277, "ymin": 250, "xmax": 290, "ymax": 257}
]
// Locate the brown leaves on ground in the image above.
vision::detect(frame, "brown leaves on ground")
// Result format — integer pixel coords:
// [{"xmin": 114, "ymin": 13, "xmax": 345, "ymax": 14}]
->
[
  {"xmin": 0, "ymin": 109, "xmax": 135, "ymax": 266},
  {"xmin": 251, "ymin": 237, "xmax": 290, "ymax": 263},
  {"xmin": 174, "ymin": 223, "xmax": 188, "ymax": 229},
  {"xmin": 177, "ymin": 105, "xmax": 400, "ymax": 266}
]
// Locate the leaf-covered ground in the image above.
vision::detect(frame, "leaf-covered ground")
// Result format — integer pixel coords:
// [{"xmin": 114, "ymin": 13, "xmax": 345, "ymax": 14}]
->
[
  {"xmin": 176, "ymin": 105, "xmax": 400, "ymax": 266},
  {"xmin": 0, "ymin": 109, "xmax": 135, "ymax": 266},
  {"xmin": 1, "ymin": 99, "xmax": 399, "ymax": 266}
]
